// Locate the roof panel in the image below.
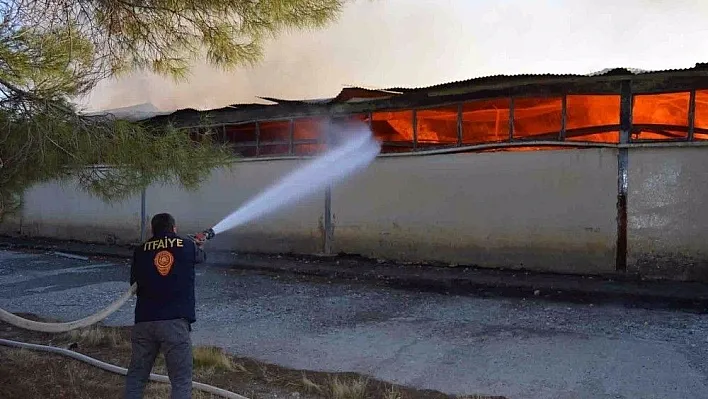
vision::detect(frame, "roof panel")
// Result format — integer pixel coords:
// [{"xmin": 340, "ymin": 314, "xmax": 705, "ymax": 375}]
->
[
  {"xmin": 141, "ymin": 62, "xmax": 708, "ymax": 123},
  {"xmin": 383, "ymin": 63, "xmax": 708, "ymax": 91}
]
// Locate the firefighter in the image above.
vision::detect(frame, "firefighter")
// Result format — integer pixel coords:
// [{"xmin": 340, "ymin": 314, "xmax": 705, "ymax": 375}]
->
[{"xmin": 124, "ymin": 213, "xmax": 207, "ymax": 399}]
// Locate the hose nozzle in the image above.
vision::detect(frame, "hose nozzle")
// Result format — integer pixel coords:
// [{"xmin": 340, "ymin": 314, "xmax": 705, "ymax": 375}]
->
[{"xmin": 193, "ymin": 228, "xmax": 215, "ymax": 243}]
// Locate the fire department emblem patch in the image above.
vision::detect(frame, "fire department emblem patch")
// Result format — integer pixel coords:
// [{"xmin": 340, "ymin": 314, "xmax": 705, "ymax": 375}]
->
[{"xmin": 153, "ymin": 250, "xmax": 174, "ymax": 276}]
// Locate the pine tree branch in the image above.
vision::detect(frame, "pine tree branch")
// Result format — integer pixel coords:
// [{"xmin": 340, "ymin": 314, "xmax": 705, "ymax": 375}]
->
[{"xmin": 0, "ymin": 0, "xmax": 347, "ymax": 222}]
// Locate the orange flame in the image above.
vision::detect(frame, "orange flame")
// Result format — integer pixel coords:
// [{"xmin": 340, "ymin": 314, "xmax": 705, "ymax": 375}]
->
[{"xmin": 211, "ymin": 90, "xmax": 708, "ymax": 155}]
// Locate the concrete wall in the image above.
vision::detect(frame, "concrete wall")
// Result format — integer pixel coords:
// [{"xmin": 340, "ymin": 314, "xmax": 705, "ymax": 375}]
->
[
  {"xmin": 1, "ymin": 161, "xmax": 326, "ymax": 252},
  {"xmin": 628, "ymin": 147, "xmax": 708, "ymax": 282},
  {"xmin": 0, "ymin": 178, "xmax": 142, "ymax": 244},
  {"xmin": 331, "ymin": 149, "xmax": 619, "ymax": 274},
  {"xmin": 146, "ymin": 161, "xmax": 325, "ymax": 254},
  {"xmin": 6, "ymin": 145, "xmax": 708, "ymax": 281}
]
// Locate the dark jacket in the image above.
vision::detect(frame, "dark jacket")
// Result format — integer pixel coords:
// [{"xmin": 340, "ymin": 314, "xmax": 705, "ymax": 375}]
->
[{"xmin": 130, "ymin": 232, "xmax": 206, "ymax": 324}]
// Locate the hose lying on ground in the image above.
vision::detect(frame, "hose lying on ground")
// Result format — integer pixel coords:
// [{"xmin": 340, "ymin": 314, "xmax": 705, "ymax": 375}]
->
[
  {"xmin": 0, "ymin": 283, "xmax": 138, "ymax": 333},
  {"xmin": 0, "ymin": 279, "xmax": 249, "ymax": 399},
  {"xmin": 0, "ymin": 338, "xmax": 249, "ymax": 399}
]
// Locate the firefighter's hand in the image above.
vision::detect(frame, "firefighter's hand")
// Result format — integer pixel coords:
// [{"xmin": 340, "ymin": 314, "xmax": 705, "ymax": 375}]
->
[{"xmin": 191, "ymin": 233, "xmax": 206, "ymax": 247}]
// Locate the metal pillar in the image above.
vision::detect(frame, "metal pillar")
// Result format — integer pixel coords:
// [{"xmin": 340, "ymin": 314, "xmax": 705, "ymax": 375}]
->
[
  {"xmin": 688, "ymin": 90, "xmax": 697, "ymax": 141},
  {"xmin": 616, "ymin": 80, "xmax": 632, "ymax": 272},
  {"xmin": 322, "ymin": 120, "xmax": 333, "ymax": 255},
  {"xmin": 508, "ymin": 97, "xmax": 515, "ymax": 141},
  {"xmin": 560, "ymin": 95, "xmax": 567, "ymax": 140},
  {"xmin": 324, "ymin": 186, "xmax": 332, "ymax": 255}
]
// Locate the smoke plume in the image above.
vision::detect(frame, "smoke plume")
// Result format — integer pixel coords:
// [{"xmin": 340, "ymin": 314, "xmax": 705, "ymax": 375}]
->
[{"xmin": 79, "ymin": 0, "xmax": 708, "ymax": 114}]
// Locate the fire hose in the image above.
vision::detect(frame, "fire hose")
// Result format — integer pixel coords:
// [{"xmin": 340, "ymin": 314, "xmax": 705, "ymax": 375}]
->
[
  {"xmin": 0, "ymin": 230, "xmax": 248, "ymax": 399},
  {"xmin": 0, "ymin": 338, "xmax": 248, "ymax": 399},
  {"xmin": 0, "ymin": 283, "xmax": 138, "ymax": 333}
]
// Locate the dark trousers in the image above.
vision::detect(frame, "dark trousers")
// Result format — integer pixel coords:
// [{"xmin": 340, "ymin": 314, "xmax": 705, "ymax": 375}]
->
[{"xmin": 124, "ymin": 319, "xmax": 193, "ymax": 399}]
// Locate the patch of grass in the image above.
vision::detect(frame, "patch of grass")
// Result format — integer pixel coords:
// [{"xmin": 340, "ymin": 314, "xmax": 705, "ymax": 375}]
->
[
  {"xmin": 3, "ymin": 347, "xmax": 41, "ymax": 363},
  {"xmin": 328, "ymin": 376, "xmax": 369, "ymax": 399},
  {"xmin": 151, "ymin": 353, "xmax": 167, "ymax": 374},
  {"xmin": 385, "ymin": 385, "xmax": 403, "ymax": 399},
  {"xmin": 64, "ymin": 325, "xmax": 128, "ymax": 347},
  {"xmin": 300, "ymin": 374, "xmax": 370, "ymax": 399},
  {"xmin": 143, "ymin": 384, "xmax": 214, "ymax": 399},
  {"xmin": 1, "ymin": 345, "xmax": 125, "ymax": 398},
  {"xmin": 301, "ymin": 373, "xmax": 324, "ymax": 394},
  {"xmin": 0, "ymin": 347, "xmax": 215, "ymax": 399},
  {"xmin": 193, "ymin": 346, "xmax": 245, "ymax": 372}
]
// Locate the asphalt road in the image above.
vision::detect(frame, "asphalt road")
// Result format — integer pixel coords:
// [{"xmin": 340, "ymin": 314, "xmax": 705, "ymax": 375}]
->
[{"xmin": 1, "ymin": 249, "xmax": 707, "ymax": 399}]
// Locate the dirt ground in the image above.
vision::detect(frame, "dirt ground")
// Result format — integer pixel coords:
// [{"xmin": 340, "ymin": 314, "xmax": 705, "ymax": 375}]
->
[{"xmin": 0, "ymin": 314, "xmax": 505, "ymax": 399}]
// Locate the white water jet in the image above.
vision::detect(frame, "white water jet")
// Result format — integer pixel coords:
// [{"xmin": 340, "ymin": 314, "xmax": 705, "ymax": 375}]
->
[{"xmin": 210, "ymin": 125, "xmax": 381, "ymax": 235}]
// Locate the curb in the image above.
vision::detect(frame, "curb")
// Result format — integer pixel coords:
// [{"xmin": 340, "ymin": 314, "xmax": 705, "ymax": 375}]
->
[{"xmin": 2, "ymin": 236, "xmax": 707, "ymax": 312}]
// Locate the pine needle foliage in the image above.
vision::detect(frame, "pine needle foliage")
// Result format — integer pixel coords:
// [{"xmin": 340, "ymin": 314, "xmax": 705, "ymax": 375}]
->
[{"xmin": 0, "ymin": 0, "xmax": 347, "ymax": 221}]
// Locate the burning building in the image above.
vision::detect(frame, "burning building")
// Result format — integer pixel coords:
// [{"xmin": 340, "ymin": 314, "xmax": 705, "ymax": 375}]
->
[{"xmin": 5, "ymin": 64, "xmax": 708, "ymax": 282}]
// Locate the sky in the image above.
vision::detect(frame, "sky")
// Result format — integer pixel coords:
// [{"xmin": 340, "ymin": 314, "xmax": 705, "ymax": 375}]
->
[{"xmin": 78, "ymin": 0, "xmax": 708, "ymax": 114}]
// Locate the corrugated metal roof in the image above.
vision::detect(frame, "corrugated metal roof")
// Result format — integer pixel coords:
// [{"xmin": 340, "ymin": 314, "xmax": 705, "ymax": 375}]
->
[
  {"xmin": 382, "ymin": 63, "xmax": 708, "ymax": 92},
  {"xmin": 259, "ymin": 87, "xmax": 403, "ymax": 105},
  {"xmin": 142, "ymin": 63, "xmax": 708, "ymax": 122},
  {"xmin": 258, "ymin": 96, "xmax": 331, "ymax": 105}
]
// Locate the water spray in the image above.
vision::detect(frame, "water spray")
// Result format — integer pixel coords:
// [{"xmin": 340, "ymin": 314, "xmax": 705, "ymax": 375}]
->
[{"xmin": 190, "ymin": 126, "xmax": 381, "ymax": 242}]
